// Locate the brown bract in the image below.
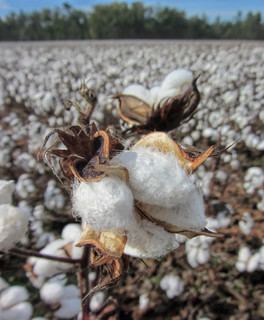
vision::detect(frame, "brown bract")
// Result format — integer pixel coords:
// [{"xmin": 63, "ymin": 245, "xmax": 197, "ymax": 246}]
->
[
  {"xmin": 39, "ymin": 122, "xmax": 125, "ymax": 183},
  {"xmin": 40, "ymin": 122, "xmax": 130, "ymax": 295},
  {"xmin": 113, "ymin": 76, "xmax": 200, "ymax": 133}
]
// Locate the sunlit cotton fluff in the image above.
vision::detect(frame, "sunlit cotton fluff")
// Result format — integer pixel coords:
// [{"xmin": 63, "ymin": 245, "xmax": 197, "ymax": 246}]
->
[
  {"xmin": 0, "ymin": 204, "xmax": 29, "ymax": 250},
  {"xmin": 124, "ymin": 219, "xmax": 179, "ymax": 258},
  {"xmin": 156, "ymin": 69, "xmax": 193, "ymax": 106},
  {"xmin": 72, "ymin": 176, "xmax": 135, "ymax": 232},
  {"xmin": 110, "ymin": 147, "xmax": 198, "ymax": 209}
]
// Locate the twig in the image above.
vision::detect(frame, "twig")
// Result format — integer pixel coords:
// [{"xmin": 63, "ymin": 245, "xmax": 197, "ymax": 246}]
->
[{"xmin": 4, "ymin": 247, "xmax": 82, "ymax": 264}]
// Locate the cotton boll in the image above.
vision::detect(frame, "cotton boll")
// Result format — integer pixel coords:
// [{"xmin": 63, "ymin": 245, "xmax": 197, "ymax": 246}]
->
[
  {"xmin": 236, "ymin": 247, "xmax": 251, "ymax": 272},
  {"xmin": 89, "ymin": 292, "xmax": 105, "ymax": 312},
  {"xmin": 186, "ymin": 248, "xmax": 199, "ymax": 268},
  {"xmin": 40, "ymin": 282, "xmax": 64, "ymax": 304},
  {"xmin": 33, "ymin": 239, "xmax": 73, "ymax": 278},
  {"xmin": 61, "ymin": 224, "xmax": 81, "ymax": 242},
  {"xmin": 239, "ymin": 212, "xmax": 254, "ymax": 235},
  {"xmin": 139, "ymin": 294, "xmax": 149, "ymax": 310},
  {"xmin": 0, "ymin": 180, "xmax": 14, "ymax": 205},
  {"xmin": 124, "ymin": 220, "xmax": 179, "ymax": 258},
  {"xmin": 54, "ymin": 297, "xmax": 81, "ymax": 319},
  {"xmin": 196, "ymin": 245, "xmax": 210, "ymax": 265},
  {"xmin": 160, "ymin": 274, "xmax": 184, "ymax": 299},
  {"xmin": 0, "ymin": 204, "xmax": 29, "ymax": 250},
  {"xmin": 63, "ymin": 285, "xmax": 79, "ymax": 299},
  {"xmin": 139, "ymin": 187, "xmax": 206, "ymax": 232},
  {"xmin": 150, "ymin": 86, "xmax": 160, "ymax": 105},
  {"xmin": 247, "ymin": 253, "xmax": 260, "ymax": 272},
  {"xmin": 0, "ymin": 286, "xmax": 29, "ymax": 308},
  {"xmin": 1, "ymin": 301, "xmax": 33, "ymax": 320},
  {"xmin": 123, "ymin": 84, "xmax": 154, "ymax": 106},
  {"xmin": 157, "ymin": 69, "xmax": 193, "ymax": 105},
  {"xmin": 111, "ymin": 148, "xmax": 196, "ymax": 209},
  {"xmin": 72, "ymin": 176, "xmax": 135, "ymax": 232}
]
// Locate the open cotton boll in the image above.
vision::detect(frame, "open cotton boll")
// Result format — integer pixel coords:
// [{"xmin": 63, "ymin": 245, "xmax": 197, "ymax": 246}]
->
[
  {"xmin": 1, "ymin": 301, "xmax": 33, "ymax": 320},
  {"xmin": 124, "ymin": 220, "xmax": 179, "ymax": 258},
  {"xmin": 0, "ymin": 180, "xmax": 14, "ymax": 205},
  {"xmin": 89, "ymin": 291, "xmax": 105, "ymax": 312},
  {"xmin": 156, "ymin": 69, "xmax": 193, "ymax": 105},
  {"xmin": 40, "ymin": 282, "xmax": 64, "ymax": 304},
  {"xmin": 236, "ymin": 246, "xmax": 251, "ymax": 272},
  {"xmin": 150, "ymin": 86, "xmax": 160, "ymax": 105},
  {"xmin": 33, "ymin": 239, "xmax": 73, "ymax": 278},
  {"xmin": 111, "ymin": 147, "xmax": 196, "ymax": 208},
  {"xmin": 139, "ymin": 188, "xmax": 205, "ymax": 232},
  {"xmin": 72, "ymin": 176, "xmax": 135, "ymax": 232},
  {"xmin": 0, "ymin": 204, "xmax": 28, "ymax": 250},
  {"xmin": 61, "ymin": 223, "xmax": 81, "ymax": 242},
  {"xmin": 0, "ymin": 286, "xmax": 29, "ymax": 309},
  {"xmin": 160, "ymin": 274, "xmax": 184, "ymax": 299},
  {"xmin": 54, "ymin": 297, "xmax": 81, "ymax": 319},
  {"xmin": 123, "ymin": 84, "xmax": 154, "ymax": 106}
]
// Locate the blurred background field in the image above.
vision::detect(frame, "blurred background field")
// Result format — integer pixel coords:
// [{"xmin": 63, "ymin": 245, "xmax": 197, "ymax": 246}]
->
[{"xmin": 0, "ymin": 39, "xmax": 263, "ymax": 319}]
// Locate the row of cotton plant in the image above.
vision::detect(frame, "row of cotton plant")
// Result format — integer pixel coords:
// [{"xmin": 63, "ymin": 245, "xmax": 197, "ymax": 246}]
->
[{"xmin": 0, "ymin": 40, "xmax": 263, "ymax": 319}]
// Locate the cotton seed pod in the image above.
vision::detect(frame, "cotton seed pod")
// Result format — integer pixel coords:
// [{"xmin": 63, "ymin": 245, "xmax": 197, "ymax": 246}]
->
[{"xmin": 0, "ymin": 204, "xmax": 28, "ymax": 250}]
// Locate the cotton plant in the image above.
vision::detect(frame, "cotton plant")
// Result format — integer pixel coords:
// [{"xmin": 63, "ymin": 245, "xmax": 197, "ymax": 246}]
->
[
  {"xmin": 1, "ymin": 68, "xmax": 225, "ymax": 318},
  {"xmin": 38, "ymin": 78, "xmax": 223, "ymax": 312}
]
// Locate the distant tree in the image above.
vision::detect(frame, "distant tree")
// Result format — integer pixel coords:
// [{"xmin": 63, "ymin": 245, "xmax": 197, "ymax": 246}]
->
[{"xmin": 0, "ymin": 3, "xmax": 263, "ymax": 41}]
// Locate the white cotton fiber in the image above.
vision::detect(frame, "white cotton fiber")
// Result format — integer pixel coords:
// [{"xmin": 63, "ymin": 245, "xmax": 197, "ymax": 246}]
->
[
  {"xmin": 0, "ymin": 180, "xmax": 14, "ymax": 205},
  {"xmin": 160, "ymin": 274, "xmax": 184, "ymax": 299},
  {"xmin": 139, "ymin": 187, "xmax": 205, "ymax": 232},
  {"xmin": 0, "ymin": 286, "xmax": 29, "ymax": 308},
  {"xmin": 54, "ymin": 297, "xmax": 81, "ymax": 319},
  {"xmin": 1, "ymin": 301, "xmax": 33, "ymax": 320},
  {"xmin": 111, "ymin": 147, "xmax": 196, "ymax": 208},
  {"xmin": 61, "ymin": 223, "xmax": 81, "ymax": 242},
  {"xmin": 40, "ymin": 282, "xmax": 64, "ymax": 304},
  {"xmin": 124, "ymin": 220, "xmax": 179, "ymax": 258},
  {"xmin": 123, "ymin": 84, "xmax": 154, "ymax": 106},
  {"xmin": 0, "ymin": 204, "xmax": 29, "ymax": 250},
  {"xmin": 156, "ymin": 69, "xmax": 193, "ymax": 105},
  {"xmin": 72, "ymin": 176, "xmax": 136, "ymax": 232},
  {"xmin": 33, "ymin": 239, "xmax": 73, "ymax": 278}
]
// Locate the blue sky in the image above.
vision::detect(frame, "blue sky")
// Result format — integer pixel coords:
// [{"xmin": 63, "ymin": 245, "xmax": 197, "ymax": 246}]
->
[{"xmin": 0, "ymin": 0, "xmax": 263, "ymax": 20}]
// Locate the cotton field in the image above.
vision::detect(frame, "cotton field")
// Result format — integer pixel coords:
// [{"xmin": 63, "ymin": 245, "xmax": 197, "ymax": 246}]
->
[{"xmin": 0, "ymin": 40, "xmax": 263, "ymax": 320}]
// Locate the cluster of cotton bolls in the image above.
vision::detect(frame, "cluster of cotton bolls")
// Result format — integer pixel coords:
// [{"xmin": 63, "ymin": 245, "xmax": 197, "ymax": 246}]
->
[
  {"xmin": 0, "ymin": 277, "xmax": 33, "ymax": 320},
  {"xmin": 236, "ymin": 244, "xmax": 264, "ymax": 273},
  {"xmin": 44, "ymin": 180, "xmax": 65, "ymax": 211},
  {"xmin": 40, "ymin": 275, "xmax": 81, "ymax": 319},
  {"xmin": 26, "ymin": 223, "xmax": 83, "ymax": 288},
  {"xmin": 243, "ymin": 167, "xmax": 264, "ymax": 195},
  {"xmin": 185, "ymin": 202, "xmax": 233, "ymax": 268}
]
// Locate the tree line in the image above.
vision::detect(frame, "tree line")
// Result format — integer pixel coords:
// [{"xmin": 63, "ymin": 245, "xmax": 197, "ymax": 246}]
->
[{"xmin": 0, "ymin": 2, "xmax": 263, "ymax": 41}]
